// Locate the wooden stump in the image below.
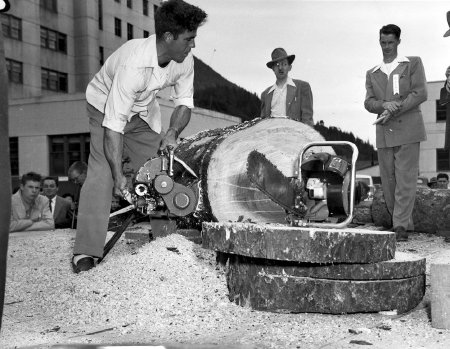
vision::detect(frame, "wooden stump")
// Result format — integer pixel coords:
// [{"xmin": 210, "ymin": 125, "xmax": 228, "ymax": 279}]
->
[
  {"xmin": 431, "ymin": 250, "xmax": 450, "ymax": 329},
  {"xmin": 371, "ymin": 187, "xmax": 450, "ymax": 233},
  {"xmin": 227, "ymin": 252, "xmax": 425, "ymax": 314},
  {"xmin": 202, "ymin": 222, "xmax": 396, "ymax": 263},
  {"xmin": 175, "ymin": 118, "xmax": 333, "ymax": 228}
]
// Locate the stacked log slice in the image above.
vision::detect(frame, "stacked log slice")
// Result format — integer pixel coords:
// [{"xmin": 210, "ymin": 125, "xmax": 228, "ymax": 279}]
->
[
  {"xmin": 202, "ymin": 222, "xmax": 426, "ymax": 314},
  {"xmin": 202, "ymin": 222, "xmax": 396, "ymax": 263},
  {"xmin": 174, "ymin": 118, "xmax": 333, "ymax": 228}
]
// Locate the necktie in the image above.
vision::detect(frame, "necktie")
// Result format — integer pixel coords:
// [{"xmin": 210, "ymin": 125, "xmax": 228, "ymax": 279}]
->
[{"xmin": 49, "ymin": 198, "xmax": 52, "ymax": 212}]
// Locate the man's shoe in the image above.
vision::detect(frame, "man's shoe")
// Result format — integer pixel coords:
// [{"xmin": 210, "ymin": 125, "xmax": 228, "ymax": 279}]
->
[
  {"xmin": 71, "ymin": 255, "xmax": 95, "ymax": 273},
  {"xmin": 394, "ymin": 226, "xmax": 408, "ymax": 242}
]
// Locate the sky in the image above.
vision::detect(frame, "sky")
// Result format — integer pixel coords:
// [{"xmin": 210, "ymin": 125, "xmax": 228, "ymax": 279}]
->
[{"xmin": 187, "ymin": 0, "xmax": 450, "ymax": 146}]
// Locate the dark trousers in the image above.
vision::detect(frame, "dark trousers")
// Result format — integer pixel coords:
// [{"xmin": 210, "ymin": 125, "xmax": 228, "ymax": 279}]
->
[{"xmin": 74, "ymin": 103, "xmax": 162, "ymax": 257}]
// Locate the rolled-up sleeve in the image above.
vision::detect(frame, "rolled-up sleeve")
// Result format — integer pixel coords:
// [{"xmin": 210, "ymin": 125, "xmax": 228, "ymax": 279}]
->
[
  {"xmin": 171, "ymin": 55, "xmax": 194, "ymax": 109},
  {"xmin": 102, "ymin": 66, "xmax": 148, "ymax": 134}
]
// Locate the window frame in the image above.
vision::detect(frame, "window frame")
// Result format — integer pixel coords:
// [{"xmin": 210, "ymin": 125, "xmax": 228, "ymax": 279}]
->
[
  {"xmin": 114, "ymin": 17, "xmax": 122, "ymax": 37},
  {"xmin": 5, "ymin": 58, "xmax": 23, "ymax": 84},
  {"xmin": 1, "ymin": 14, "xmax": 22, "ymax": 41},
  {"xmin": 48, "ymin": 133, "xmax": 90, "ymax": 176},
  {"xmin": 436, "ymin": 148, "xmax": 450, "ymax": 171},
  {"xmin": 41, "ymin": 67, "xmax": 68, "ymax": 92}
]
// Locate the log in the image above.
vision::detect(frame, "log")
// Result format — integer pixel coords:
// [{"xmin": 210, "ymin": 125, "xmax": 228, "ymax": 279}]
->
[
  {"xmin": 431, "ymin": 250, "xmax": 450, "ymax": 329},
  {"xmin": 202, "ymin": 222, "xmax": 396, "ymax": 263},
  {"xmin": 174, "ymin": 118, "xmax": 333, "ymax": 229},
  {"xmin": 227, "ymin": 253, "xmax": 425, "ymax": 314},
  {"xmin": 371, "ymin": 187, "xmax": 450, "ymax": 233}
]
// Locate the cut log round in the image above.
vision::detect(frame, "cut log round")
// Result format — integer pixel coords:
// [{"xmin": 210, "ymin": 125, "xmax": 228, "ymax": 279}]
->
[
  {"xmin": 372, "ymin": 187, "xmax": 450, "ymax": 233},
  {"xmin": 202, "ymin": 222, "xmax": 396, "ymax": 263},
  {"xmin": 227, "ymin": 252, "xmax": 425, "ymax": 314},
  {"xmin": 174, "ymin": 118, "xmax": 333, "ymax": 228}
]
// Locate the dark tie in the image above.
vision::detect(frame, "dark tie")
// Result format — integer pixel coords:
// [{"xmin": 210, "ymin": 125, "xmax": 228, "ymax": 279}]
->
[{"xmin": 49, "ymin": 199, "xmax": 52, "ymax": 212}]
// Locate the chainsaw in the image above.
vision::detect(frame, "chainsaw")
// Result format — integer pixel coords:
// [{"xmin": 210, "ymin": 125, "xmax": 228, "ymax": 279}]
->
[
  {"xmin": 99, "ymin": 146, "xmax": 201, "ymax": 262},
  {"xmin": 247, "ymin": 141, "xmax": 368, "ymax": 228}
]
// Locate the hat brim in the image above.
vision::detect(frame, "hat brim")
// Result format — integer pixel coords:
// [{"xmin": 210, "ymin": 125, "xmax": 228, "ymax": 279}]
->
[
  {"xmin": 266, "ymin": 54, "xmax": 295, "ymax": 68},
  {"xmin": 445, "ymin": 29, "xmax": 450, "ymax": 37}
]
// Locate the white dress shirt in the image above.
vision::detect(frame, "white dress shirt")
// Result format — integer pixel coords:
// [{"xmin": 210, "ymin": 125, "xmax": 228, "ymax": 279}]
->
[
  {"xmin": 269, "ymin": 77, "xmax": 296, "ymax": 118},
  {"xmin": 49, "ymin": 196, "xmax": 56, "ymax": 216},
  {"xmin": 86, "ymin": 35, "xmax": 194, "ymax": 134},
  {"xmin": 372, "ymin": 55, "xmax": 410, "ymax": 76}
]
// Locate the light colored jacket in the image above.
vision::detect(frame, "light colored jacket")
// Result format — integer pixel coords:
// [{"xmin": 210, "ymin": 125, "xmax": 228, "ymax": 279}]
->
[
  {"xmin": 364, "ymin": 56, "xmax": 427, "ymax": 148},
  {"xmin": 10, "ymin": 191, "xmax": 54, "ymax": 232}
]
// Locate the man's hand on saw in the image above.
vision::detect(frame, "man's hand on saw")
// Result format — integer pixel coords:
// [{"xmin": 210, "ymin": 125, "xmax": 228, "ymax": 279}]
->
[
  {"xmin": 159, "ymin": 127, "xmax": 179, "ymax": 151},
  {"xmin": 113, "ymin": 174, "xmax": 129, "ymax": 200}
]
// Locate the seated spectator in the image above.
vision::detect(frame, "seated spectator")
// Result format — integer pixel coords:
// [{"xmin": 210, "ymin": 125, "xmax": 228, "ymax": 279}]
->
[
  {"xmin": 437, "ymin": 173, "xmax": 449, "ymax": 189},
  {"xmin": 10, "ymin": 172, "xmax": 54, "ymax": 232},
  {"xmin": 62, "ymin": 193, "xmax": 75, "ymax": 210},
  {"xmin": 68, "ymin": 161, "xmax": 88, "ymax": 187},
  {"xmin": 42, "ymin": 177, "xmax": 73, "ymax": 229},
  {"xmin": 428, "ymin": 177, "xmax": 437, "ymax": 189},
  {"xmin": 62, "ymin": 193, "xmax": 77, "ymax": 228}
]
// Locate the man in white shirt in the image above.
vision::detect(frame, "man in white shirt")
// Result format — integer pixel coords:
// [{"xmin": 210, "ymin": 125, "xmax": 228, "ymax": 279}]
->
[
  {"xmin": 364, "ymin": 24, "xmax": 427, "ymax": 242},
  {"xmin": 260, "ymin": 48, "xmax": 314, "ymax": 126},
  {"xmin": 72, "ymin": 0, "xmax": 207, "ymax": 273}
]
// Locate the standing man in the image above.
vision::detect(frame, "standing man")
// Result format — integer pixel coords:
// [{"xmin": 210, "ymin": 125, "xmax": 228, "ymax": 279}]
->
[
  {"xmin": 72, "ymin": 0, "xmax": 207, "ymax": 273},
  {"xmin": 10, "ymin": 172, "xmax": 54, "ymax": 232},
  {"xmin": 364, "ymin": 24, "xmax": 427, "ymax": 242},
  {"xmin": 42, "ymin": 177, "xmax": 72, "ymax": 229},
  {"xmin": 260, "ymin": 48, "xmax": 314, "ymax": 126}
]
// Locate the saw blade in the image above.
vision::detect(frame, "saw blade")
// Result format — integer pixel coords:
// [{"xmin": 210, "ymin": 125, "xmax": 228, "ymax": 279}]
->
[{"xmin": 246, "ymin": 150, "xmax": 303, "ymax": 215}]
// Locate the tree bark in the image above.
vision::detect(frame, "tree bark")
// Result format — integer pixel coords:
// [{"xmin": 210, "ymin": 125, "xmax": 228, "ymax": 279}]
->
[
  {"xmin": 369, "ymin": 187, "xmax": 450, "ymax": 233},
  {"xmin": 174, "ymin": 118, "xmax": 333, "ymax": 228}
]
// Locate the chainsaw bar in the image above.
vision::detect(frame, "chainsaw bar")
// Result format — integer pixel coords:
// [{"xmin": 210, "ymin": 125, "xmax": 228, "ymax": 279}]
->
[{"xmin": 246, "ymin": 150, "xmax": 303, "ymax": 215}]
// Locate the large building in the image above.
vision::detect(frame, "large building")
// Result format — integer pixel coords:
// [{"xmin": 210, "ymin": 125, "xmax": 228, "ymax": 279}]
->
[{"xmin": 2, "ymin": 0, "xmax": 241, "ymax": 186}]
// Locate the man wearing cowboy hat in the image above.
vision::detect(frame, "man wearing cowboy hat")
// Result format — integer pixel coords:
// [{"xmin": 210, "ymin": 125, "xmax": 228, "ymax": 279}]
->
[{"xmin": 260, "ymin": 48, "xmax": 314, "ymax": 126}]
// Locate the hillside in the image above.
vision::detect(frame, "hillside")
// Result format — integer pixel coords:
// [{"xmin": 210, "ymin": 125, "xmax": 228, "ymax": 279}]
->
[
  {"xmin": 193, "ymin": 57, "xmax": 377, "ymax": 167},
  {"xmin": 193, "ymin": 56, "xmax": 261, "ymax": 121}
]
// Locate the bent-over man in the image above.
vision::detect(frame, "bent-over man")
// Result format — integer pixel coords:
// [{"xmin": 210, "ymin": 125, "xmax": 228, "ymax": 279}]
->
[{"xmin": 72, "ymin": 0, "xmax": 207, "ymax": 273}]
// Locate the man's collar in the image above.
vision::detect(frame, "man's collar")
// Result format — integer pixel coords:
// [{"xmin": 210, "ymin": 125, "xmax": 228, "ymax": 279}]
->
[
  {"xmin": 268, "ymin": 77, "xmax": 295, "ymax": 93},
  {"xmin": 372, "ymin": 56, "xmax": 409, "ymax": 73}
]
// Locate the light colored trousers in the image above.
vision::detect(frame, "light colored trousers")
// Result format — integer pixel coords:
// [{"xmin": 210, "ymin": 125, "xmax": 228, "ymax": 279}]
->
[
  {"xmin": 74, "ymin": 103, "xmax": 162, "ymax": 257},
  {"xmin": 377, "ymin": 142, "xmax": 420, "ymax": 230}
]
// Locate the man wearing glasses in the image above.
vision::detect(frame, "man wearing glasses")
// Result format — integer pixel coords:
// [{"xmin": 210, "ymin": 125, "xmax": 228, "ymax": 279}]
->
[{"xmin": 260, "ymin": 47, "xmax": 314, "ymax": 126}]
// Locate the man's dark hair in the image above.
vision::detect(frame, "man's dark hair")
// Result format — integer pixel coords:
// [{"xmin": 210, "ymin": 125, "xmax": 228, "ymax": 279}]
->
[
  {"xmin": 68, "ymin": 161, "xmax": 88, "ymax": 174},
  {"xmin": 21, "ymin": 172, "xmax": 42, "ymax": 185},
  {"xmin": 43, "ymin": 176, "xmax": 59, "ymax": 186},
  {"xmin": 437, "ymin": 173, "xmax": 449, "ymax": 181},
  {"xmin": 379, "ymin": 24, "xmax": 401, "ymax": 40},
  {"xmin": 155, "ymin": 0, "xmax": 207, "ymax": 39}
]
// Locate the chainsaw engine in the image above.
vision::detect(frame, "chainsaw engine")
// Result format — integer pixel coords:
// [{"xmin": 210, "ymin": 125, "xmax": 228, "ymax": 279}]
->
[
  {"xmin": 297, "ymin": 151, "xmax": 368, "ymax": 223},
  {"xmin": 126, "ymin": 149, "xmax": 200, "ymax": 218}
]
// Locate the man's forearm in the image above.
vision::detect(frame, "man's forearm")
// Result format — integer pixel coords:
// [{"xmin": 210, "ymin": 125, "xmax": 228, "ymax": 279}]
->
[
  {"xmin": 168, "ymin": 105, "xmax": 191, "ymax": 136},
  {"xmin": 104, "ymin": 128, "xmax": 124, "ymax": 180}
]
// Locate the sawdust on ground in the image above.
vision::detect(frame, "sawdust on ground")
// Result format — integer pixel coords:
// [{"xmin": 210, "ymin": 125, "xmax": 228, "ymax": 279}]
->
[{"xmin": 1, "ymin": 228, "xmax": 450, "ymax": 349}]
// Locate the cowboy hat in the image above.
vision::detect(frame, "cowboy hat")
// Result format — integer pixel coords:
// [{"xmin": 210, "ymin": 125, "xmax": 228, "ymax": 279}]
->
[
  {"xmin": 266, "ymin": 48, "xmax": 295, "ymax": 68},
  {"xmin": 444, "ymin": 11, "xmax": 450, "ymax": 37}
]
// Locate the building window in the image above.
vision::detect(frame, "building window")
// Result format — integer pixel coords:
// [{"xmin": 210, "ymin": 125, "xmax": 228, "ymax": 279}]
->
[
  {"xmin": 127, "ymin": 23, "xmax": 133, "ymax": 40},
  {"xmin": 437, "ymin": 148, "xmax": 450, "ymax": 171},
  {"xmin": 5, "ymin": 59, "xmax": 23, "ymax": 83},
  {"xmin": 41, "ymin": 68, "xmax": 68, "ymax": 92},
  {"xmin": 153, "ymin": 4, "xmax": 158, "ymax": 18},
  {"xmin": 1, "ymin": 14, "xmax": 22, "ymax": 40},
  {"xmin": 437, "ymin": 100, "xmax": 447, "ymax": 122},
  {"xmin": 98, "ymin": 0, "xmax": 103, "ymax": 30},
  {"xmin": 143, "ymin": 0, "xmax": 149, "ymax": 16},
  {"xmin": 143, "ymin": 30, "xmax": 149, "ymax": 38},
  {"xmin": 40, "ymin": 0, "xmax": 57, "ymax": 13},
  {"xmin": 127, "ymin": 0, "xmax": 132, "ymax": 9},
  {"xmin": 114, "ymin": 17, "xmax": 122, "ymax": 37},
  {"xmin": 99, "ymin": 46, "xmax": 104, "ymax": 67},
  {"xmin": 49, "ymin": 134, "xmax": 90, "ymax": 176},
  {"xmin": 40, "ymin": 26, "xmax": 67, "ymax": 53},
  {"xmin": 10, "ymin": 137, "xmax": 18, "ymax": 176}
]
